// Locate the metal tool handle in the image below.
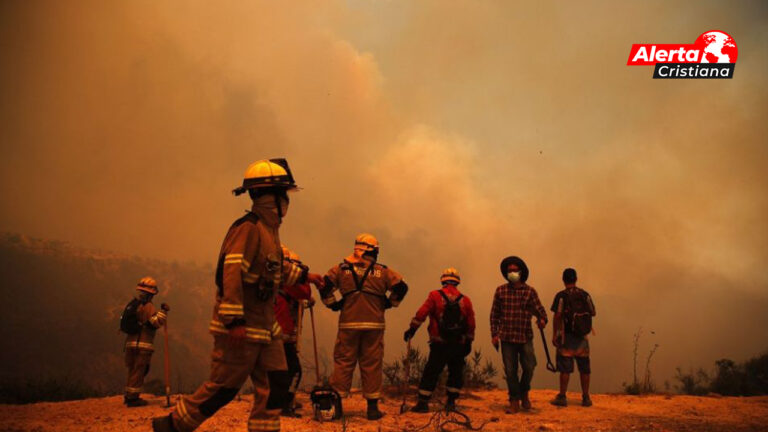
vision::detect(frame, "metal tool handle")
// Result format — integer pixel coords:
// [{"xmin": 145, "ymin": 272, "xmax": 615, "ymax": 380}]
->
[
  {"xmin": 309, "ymin": 304, "xmax": 321, "ymax": 384},
  {"xmin": 163, "ymin": 321, "xmax": 172, "ymax": 406}
]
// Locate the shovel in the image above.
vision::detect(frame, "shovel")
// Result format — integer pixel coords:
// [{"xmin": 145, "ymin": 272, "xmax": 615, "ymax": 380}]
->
[
  {"xmin": 538, "ymin": 327, "xmax": 557, "ymax": 373},
  {"xmin": 400, "ymin": 338, "xmax": 411, "ymax": 414}
]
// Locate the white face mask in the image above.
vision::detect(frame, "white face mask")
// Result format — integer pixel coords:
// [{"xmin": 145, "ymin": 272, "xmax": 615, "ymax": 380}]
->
[{"xmin": 506, "ymin": 271, "xmax": 521, "ymax": 283}]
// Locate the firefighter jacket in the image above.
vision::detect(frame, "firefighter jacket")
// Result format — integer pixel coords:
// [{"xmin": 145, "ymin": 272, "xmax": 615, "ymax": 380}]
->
[
  {"xmin": 125, "ymin": 301, "xmax": 167, "ymax": 352},
  {"xmin": 275, "ymin": 281, "xmax": 311, "ymax": 343},
  {"xmin": 320, "ymin": 258, "xmax": 408, "ymax": 330},
  {"xmin": 408, "ymin": 284, "xmax": 475, "ymax": 344},
  {"xmin": 209, "ymin": 208, "xmax": 307, "ymax": 344}
]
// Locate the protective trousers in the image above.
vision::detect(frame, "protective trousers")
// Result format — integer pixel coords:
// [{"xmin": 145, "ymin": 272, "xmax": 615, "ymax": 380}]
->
[
  {"xmin": 124, "ymin": 348, "xmax": 152, "ymax": 400},
  {"xmin": 171, "ymin": 336, "xmax": 287, "ymax": 432},
  {"xmin": 266, "ymin": 342, "xmax": 302, "ymax": 410},
  {"xmin": 417, "ymin": 342, "xmax": 465, "ymax": 400},
  {"xmin": 330, "ymin": 329, "xmax": 384, "ymax": 400}
]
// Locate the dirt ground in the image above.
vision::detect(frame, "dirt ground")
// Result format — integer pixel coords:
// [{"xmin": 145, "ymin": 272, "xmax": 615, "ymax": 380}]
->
[{"xmin": 1, "ymin": 389, "xmax": 767, "ymax": 432}]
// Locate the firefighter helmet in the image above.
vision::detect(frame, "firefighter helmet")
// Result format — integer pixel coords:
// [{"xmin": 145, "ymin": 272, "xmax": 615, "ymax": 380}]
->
[
  {"xmin": 440, "ymin": 267, "xmax": 461, "ymax": 285},
  {"xmin": 232, "ymin": 158, "xmax": 298, "ymax": 196},
  {"xmin": 354, "ymin": 233, "xmax": 379, "ymax": 255},
  {"xmin": 136, "ymin": 276, "xmax": 158, "ymax": 295},
  {"xmin": 281, "ymin": 244, "xmax": 301, "ymax": 263}
]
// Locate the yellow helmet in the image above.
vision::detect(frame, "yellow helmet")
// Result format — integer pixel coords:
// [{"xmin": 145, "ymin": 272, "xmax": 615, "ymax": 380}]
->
[
  {"xmin": 281, "ymin": 244, "xmax": 301, "ymax": 263},
  {"xmin": 136, "ymin": 276, "xmax": 158, "ymax": 294},
  {"xmin": 232, "ymin": 158, "xmax": 298, "ymax": 196},
  {"xmin": 354, "ymin": 233, "xmax": 379, "ymax": 260},
  {"xmin": 440, "ymin": 267, "xmax": 461, "ymax": 285}
]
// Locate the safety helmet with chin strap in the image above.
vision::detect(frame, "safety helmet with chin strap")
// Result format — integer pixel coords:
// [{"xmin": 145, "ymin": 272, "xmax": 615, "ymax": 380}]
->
[
  {"xmin": 136, "ymin": 276, "xmax": 158, "ymax": 295},
  {"xmin": 440, "ymin": 267, "xmax": 461, "ymax": 285},
  {"xmin": 232, "ymin": 158, "xmax": 299, "ymax": 196},
  {"xmin": 354, "ymin": 233, "xmax": 379, "ymax": 261}
]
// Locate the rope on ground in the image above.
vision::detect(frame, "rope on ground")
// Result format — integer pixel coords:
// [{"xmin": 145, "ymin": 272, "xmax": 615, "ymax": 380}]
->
[{"xmin": 395, "ymin": 403, "xmax": 498, "ymax": 432}]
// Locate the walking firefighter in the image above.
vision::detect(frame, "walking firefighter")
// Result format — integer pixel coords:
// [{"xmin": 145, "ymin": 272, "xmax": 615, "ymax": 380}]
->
[
  {"xmin": 404, "ymin": 267, "xmax": 475, "ymax": 413},
  {"xmin": 266, "ymin": 245, "xmax": 313, "ymax": 418},
  {"xmin": 152, "ymin": 159, "xmax": 323, "ymax": 432},
  {"xmin": 121, "ymin": 276, "xmax": 169, "ymax": 407},
  {"xmin": 318, "ymin": 233, "xmax": 409, "ymax": 420}
]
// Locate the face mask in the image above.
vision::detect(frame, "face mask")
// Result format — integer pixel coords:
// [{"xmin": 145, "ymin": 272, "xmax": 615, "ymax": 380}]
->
[
  {"xmin": 278, "ymin": 196, "xmax": 289, "ymax": 218},
  {"xmin": 506, "ymin": 271, "xmax": 521, "ymax": 283}
]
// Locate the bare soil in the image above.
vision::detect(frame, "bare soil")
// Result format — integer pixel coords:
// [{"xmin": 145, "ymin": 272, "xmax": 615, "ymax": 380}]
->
[{"xmin": 1, "ymin": 389, "xmax": 767, "ymax": 432}]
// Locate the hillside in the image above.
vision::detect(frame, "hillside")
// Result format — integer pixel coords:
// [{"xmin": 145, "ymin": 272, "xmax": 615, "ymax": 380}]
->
[
  {"xmin": 0, "ymin": 233, "xmax": 216, "ymax": 398},
  {"xmin": 1, "ymin": 389, "xmax": 767, "ymax": 432}
]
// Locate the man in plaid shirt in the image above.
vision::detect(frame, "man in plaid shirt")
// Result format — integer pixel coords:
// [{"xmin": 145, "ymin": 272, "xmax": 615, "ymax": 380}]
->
[{"xmin": 490, "ymin": 255, "xmax": 547, "ymax": 413}]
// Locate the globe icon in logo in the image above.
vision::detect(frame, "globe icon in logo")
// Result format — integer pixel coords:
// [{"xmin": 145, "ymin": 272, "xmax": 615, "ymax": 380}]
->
[{"xmin": 696, "ymin": 31, "xmax": 738, "ymax": 63}]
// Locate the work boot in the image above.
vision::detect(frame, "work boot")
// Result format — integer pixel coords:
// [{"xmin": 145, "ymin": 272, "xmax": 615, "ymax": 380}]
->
[
  {"xmin": 581, "ymin": 394, "xmax": 593, "ymax": 407},
  {"xmin": 505, "ymin": 399, "xmax": 520, "ymax": 414},
  {"xmin": 445, "ymin": 398, "xmax": 457, "ymax": 412},
  {"xmin": 280, "ymin": 405, "xmax": 302, "ymax": 418},
  {"xmin": 366, "ymin": 399, "xmax": 384, "ymax": 420},
  {"xmin": 125, "ymin": 397, "xmax": 148, "ymax": 407},
  {"xmin": 412, "ymin": 399, "xmax": 430, "ymax": 413},
  {"xmin": 521, "ymin": 393, "xmax": 532, "ymax": 411},
  {"xmin": 550, "ymin": 393, "xmax": 567, "ymax": 407},
  {"xmin": 152, "ymin": 414, "xmax": 178, "ymax": 432}
]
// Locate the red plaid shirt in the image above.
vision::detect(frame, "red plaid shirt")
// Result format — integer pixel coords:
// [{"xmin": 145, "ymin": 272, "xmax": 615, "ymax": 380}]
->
[{"xmin": 490, "ymin": 283, "xmax": 547, "ymax": 343}]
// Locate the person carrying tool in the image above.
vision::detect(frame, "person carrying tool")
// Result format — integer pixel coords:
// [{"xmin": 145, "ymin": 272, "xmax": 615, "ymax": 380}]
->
[
  {"xmin": 550, "ymin": 268, "xmax": 596, "ymax": 408},
  {"xmin": 490, "ymin": 256, "xmax": 547, "ymax": 414},
  {"xmin": 404, "ymin": 267, "xmax": 475, "ymax": 413},
  {"xmin": 266, "ymin": 246, "xmax": 313, "ymax": 418},
  {"xmin": 121, "ymin": 276, "xmax": 169, "ymax": 407},
  {"xmin": 318, "ymin": 233, "xmax": 409, "ymax": 420},
  {"xmin": 152, "ymin": 159, "xmax": 323, "ymax": 432}
]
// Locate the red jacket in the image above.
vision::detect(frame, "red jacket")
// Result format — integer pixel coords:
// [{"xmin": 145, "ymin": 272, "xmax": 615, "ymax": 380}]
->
[
  {"xmin": 275, "ymin": 282, "xmax": 311, "ymax": 343},
  {"xmin": 409, "ymin": 285, "xmax": 475, "ymax": 344}
]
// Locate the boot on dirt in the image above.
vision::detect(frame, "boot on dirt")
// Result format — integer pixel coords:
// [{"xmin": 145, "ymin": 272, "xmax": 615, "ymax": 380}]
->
[
  {"xmin": 505, "ymin": 399, "xmax": 520, "ymax": 414},
  {"xmin": 280, "ymin": 405, "xmax": 302, "ymax": 418},
  {"xmin": 412, "ymin": 398, "xmax": 430, "ymax": 413},
  {"xmin": 125, "ymin": 397, "xmax": 148, "ymax": 407},
  {"xmin": 445, "ymin": 394, "xmax": 458, "ymax": 412},
  {"xmin": 366, "ymin": 399, "xmax": 384, "ymax": 420},
  {"xmin": 521, "ymin": 393, "xmax": 532, "ymax": 411},
  {"xmin": 152, "ymin": 414, "xmax": 178, "ymax": 432},
  {"xmin": 550, "ymin": 393, "xmax": 568, "ymax": 407},
  {"xmin": 581, "ymin": 394, "xmax": 593, "ymax": 407}
]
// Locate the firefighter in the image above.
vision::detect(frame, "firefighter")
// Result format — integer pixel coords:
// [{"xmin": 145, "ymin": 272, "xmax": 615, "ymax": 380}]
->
[
  {"xmin": 404, "ymin": 268, "xmax": 475, "ymax": 413},
  {"xmin": 318, "ymin": 233, "xmax": 409, "ymax": 420},
  {"xmin": 152, "ymin": 159, "xmax": 323, "ymax": 432},
  {"xmin": 123, "ymin": 276, "xmax": 168, "ymax": 407},
  {"xmin": 266, "ymin": 246, "xmax": 313, "ymax": 418}
]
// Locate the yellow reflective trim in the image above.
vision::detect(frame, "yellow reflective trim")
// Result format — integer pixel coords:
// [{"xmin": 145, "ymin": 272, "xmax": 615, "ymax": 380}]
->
[
  {"xmin": 338, "ymin": 322, "xmax": 385, "ymax": 330},
  {"xmin": 364, "ymin": 392, "xmax": 381, "ymax": 400},
  {"xmin": 243, "ymin": 272, "xmax": 259, "ymax": 283},
  {"xmin": 126, "ymin": 341, "xmax": 154, "ymax": 350},
  {"xmin": 224, "ymin": 259, "xmax": 243, "ymax": 265},
  {"xmin": 125, "ymin": 386, "xmax": 142, "ymax": 393},
  {"xmin": 446, "ymin": 387, "xmax": 461, "ymax": 393},
  {"xmin": 225, "ymin": 253, "xmax": 244, "ymax": 259},
  {"xmin": 322, "ymin": 296, "xmax": 337, "ymax": 305},
  {"xmin": 418, "ymin": 389, "xmax": 432, "ymax": 396},
  {"xmin": 176, "ymin": 398, "xmax": 200, "ymax": 428}
]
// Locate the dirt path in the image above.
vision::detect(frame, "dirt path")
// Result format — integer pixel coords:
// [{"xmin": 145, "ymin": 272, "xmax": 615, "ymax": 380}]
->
[{"xmin": 1, "ymin": 389, "xmax": 767, "ymax": 432}]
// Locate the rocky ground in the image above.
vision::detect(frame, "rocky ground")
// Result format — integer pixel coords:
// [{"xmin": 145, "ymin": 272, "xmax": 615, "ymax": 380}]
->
[{"xmin": 1, "ymin": 389, "xmax": 767, "ymax": 432}]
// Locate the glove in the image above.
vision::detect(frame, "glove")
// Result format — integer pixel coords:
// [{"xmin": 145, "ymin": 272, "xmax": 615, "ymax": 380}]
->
[
  {"xmin": 384, "ymin": 298, "xmax": 393, "ymax": 310},
  {"xmin": 462, "ymin": 341, "xmax": 472, "ymax": 357},
  {"xmin": 330, "ymin": 299, "xmax": 344, "ymax": 312},
  {"xmin": 307, "ymin": 297, "xmax": 316, "ymax": 307},
  {"xmin": 403, "ymin": 327, "xmax": 416, "ymax": 342},
  {"xmin": 160, "ymin": 303, "xmax": 170, "ymax": 312},
  {"xmin": 492, "ymin": 335, "xmax": 500, "ymax": 352}
]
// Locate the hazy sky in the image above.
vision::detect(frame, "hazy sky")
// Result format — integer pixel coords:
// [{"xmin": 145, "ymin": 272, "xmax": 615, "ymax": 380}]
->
[{"xmin": 1, "ymin": 1, "xmax": 767, "ymax": 391}]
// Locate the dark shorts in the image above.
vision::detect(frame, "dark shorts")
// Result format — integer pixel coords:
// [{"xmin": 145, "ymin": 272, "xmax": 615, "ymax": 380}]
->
[{"xmin": 556, "ymin": 354, "xmax": 590, "ymax": 374}]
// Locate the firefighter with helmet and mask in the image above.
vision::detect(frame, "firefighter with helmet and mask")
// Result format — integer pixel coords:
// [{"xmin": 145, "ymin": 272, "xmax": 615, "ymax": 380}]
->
[
  {"xmin": 122, "ymin": 276, "xmax": 168, "ymax": 407},
  {"xmin": 404, "ymin": 267, "xmax": 475, "ymax": 413},
  {"xmin": 318, "ymin": 234, "xmax": 409, "ymax": 420},
  {"xmin": 153, "ymin": 159, "xmax": 323, "ymax": 432}
]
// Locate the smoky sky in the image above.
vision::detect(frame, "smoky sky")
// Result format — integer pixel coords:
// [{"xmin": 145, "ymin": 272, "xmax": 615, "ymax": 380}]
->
[{"xmin": 1, "ymin": 0, "xmax": 767, "ymax": 391}]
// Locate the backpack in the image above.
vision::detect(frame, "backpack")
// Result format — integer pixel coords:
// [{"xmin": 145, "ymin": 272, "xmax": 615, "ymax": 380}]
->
[
  {"xmin": 120, "ymin": 298, "xmax": 143, "ymax": 335},
  {"xmin": 438, "ymin": 291, "xmax": 467, "ymax": 343},
  {"xmin": 564, "ymin": 289, "xmax": 592, "ymax": 337}
]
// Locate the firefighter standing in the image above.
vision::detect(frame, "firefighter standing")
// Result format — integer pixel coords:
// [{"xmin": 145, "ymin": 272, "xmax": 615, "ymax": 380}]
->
[
  {"xmin": 319, "ymin": 234, "xmax": 409, "ymax": 420},
  {"xmin": 152, "ymin": 159, "xmax": 323, "ymax": 432},
  {"xmin": 123, "ymin": 276, "xmax": 168, "ymax": 407},
  {"xmin": 266, "ymin": 246, "xmax": 313, "ymax": 417},
  {"xmin": 404, "ymin": 268, "xmax": 475, "ymax": 413}
]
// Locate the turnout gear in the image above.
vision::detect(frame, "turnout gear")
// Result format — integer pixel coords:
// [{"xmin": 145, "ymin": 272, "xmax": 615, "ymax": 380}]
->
[
  {"xmin": 319, "ymin": 236, "xmax": 408, "ymax": 413},
  {"xmin": 408, "ymin": 279, "xmax": 475, "ymax": 409},
  {"xmin": 161, "ymin": 162, "xmax": 308, "ymax": 432},
  {"xmin": 268, "ymin": 247, "xmax": 312, "ymax": 417},
  {"xmin": 124, "ymin": 286, "xmax": 167, "ymax": 404}
]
